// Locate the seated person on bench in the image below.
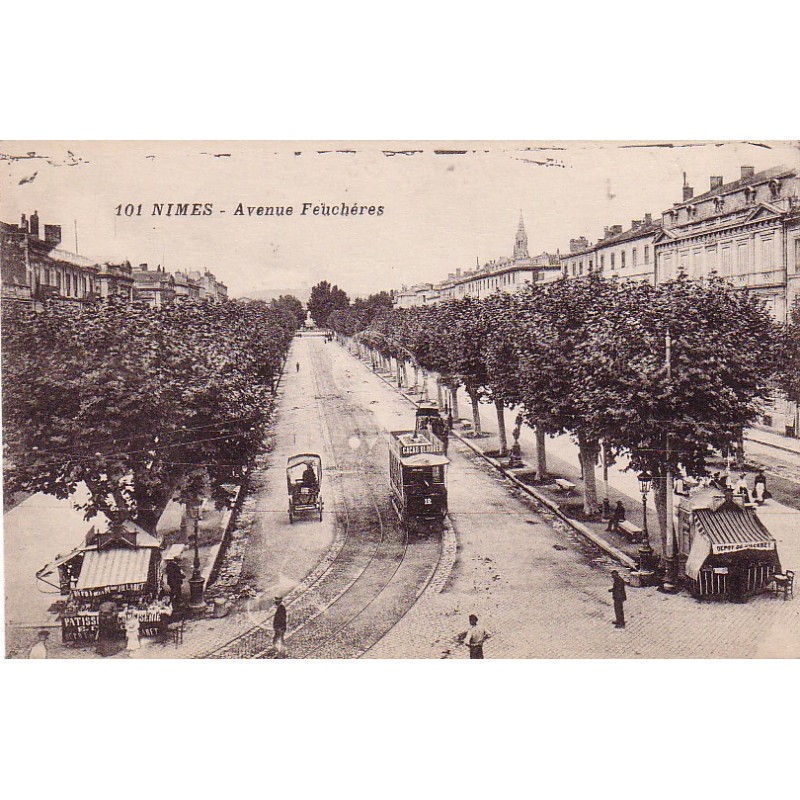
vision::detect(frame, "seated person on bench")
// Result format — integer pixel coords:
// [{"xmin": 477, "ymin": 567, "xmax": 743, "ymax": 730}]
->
[{"xmin": 606, "ymin": 500, "xmax": 625, "ymax": 532}]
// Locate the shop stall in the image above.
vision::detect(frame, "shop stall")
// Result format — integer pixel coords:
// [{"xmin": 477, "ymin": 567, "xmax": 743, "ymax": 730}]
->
[
  {"xmin": 679, "ymin": 489, "xmax": 781, "ymax": 601},
  {"xmin": 37, "ymin": 520, "xmax": 172, "ymax": 643}
]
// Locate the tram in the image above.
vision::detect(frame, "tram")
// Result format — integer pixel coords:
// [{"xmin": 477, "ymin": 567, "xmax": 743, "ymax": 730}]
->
[
  {"xmin": 414, "ymin": 401, "xmax": 449, "ymax": 454},
  {"xmin": 388, "ymin": 428, "xmax": 450, "ymax": 531}
]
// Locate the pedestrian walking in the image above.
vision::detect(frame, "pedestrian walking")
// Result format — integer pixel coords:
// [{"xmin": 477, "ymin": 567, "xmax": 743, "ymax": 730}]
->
[
  {"xmin": 609, "ymin": 570, "xmax": 628, "ymax": 628},
  {"xmin": 462, "ymin": 614, "xmax": 491, "ymax": 659},
  {"xmin": 29, "ymin": 630, "xmax": 49, "ymax": 659},
  {"xmin": 273, "ymin": 596, "xmax": 287, "ymax": 657},
  {"xmin": 753, "ymin": 469, "xmax": 768, "ymax": 504},
  {"xmin": 606, "ymin": 500, "xmax": 625, "ymax": 532},
  {"xmin": 124, "ymin": 611, "xmax": 141, "ymax": 652},
  {"xmin": 296, "ymin": 361, "xmax": 300, "ymax": 372},
  {"xmin": 165, "ymin": 559, "xmax": 185, "ymax": 607}
]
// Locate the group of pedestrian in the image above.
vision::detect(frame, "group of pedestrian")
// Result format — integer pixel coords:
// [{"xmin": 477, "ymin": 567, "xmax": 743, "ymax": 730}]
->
[{"xmin": 709, "ymin": 468, "xmax": 770, "ymax": 505}]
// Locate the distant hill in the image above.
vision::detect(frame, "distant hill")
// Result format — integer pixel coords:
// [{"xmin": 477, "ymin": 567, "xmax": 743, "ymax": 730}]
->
[{"xmin": 235, "ymin": 286, "xmax": 309, "ymax": 304}]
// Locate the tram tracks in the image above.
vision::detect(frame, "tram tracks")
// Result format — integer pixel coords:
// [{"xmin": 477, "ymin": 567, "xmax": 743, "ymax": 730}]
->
[{"xmin": 205, "ymin": 337, "xmax": 443, "ymax": 659}]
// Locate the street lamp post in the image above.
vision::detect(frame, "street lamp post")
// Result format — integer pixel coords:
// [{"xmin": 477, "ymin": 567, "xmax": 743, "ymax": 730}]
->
[
  {"xmin": 637, "ymin": 470, "xmax": 656, "ymax": 583},
  {"xmin": 188, "ymin": 504, "xmax": 205, "ymax": 609}
]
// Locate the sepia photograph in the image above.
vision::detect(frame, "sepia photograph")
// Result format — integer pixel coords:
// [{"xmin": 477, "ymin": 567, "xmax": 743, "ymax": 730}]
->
[{"xmin": 2, "ymin": 139, "xmax": 799, "ymax": 661}]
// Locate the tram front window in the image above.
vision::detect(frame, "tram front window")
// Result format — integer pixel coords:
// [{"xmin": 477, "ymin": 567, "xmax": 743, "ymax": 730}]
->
[{"xmin": 405, "ymin": 468, "xmax": 432, "ymax": 488}]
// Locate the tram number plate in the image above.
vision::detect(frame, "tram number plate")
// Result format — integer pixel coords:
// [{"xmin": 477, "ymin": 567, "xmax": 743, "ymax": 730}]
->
[{"xmin": 424, "ymin": 498, "xmax": 432, "ymax": 505}]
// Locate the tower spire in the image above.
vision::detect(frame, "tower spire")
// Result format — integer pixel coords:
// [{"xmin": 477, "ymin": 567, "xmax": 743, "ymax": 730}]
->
[{"xmin": 514, "ymin": 211, "xmax": 529, "ymax": 260}]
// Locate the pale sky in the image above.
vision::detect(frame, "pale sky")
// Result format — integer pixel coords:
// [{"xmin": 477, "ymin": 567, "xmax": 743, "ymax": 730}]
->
[{"xmin": 2, "ymin": 140, "xmax": 798, "ymax": 299}]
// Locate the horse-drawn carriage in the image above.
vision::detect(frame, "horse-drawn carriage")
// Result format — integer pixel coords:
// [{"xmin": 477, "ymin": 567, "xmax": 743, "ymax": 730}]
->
[{"xmin": 287, "ymin": 453, "xmax": 323, "ymax": 523}]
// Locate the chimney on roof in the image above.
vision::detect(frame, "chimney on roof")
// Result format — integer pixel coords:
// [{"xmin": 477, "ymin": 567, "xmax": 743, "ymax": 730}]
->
[
  {"xmin": 682, "ymin": 173, "xmax": 694, "ymax": 202},
  {"xmin": 603, "ymin": 226, "xmax": 610, "ymax": 239},
  {"xmin": 610, "ymin": 225, "xmax": 623, "ymax": 236},
  {"xmin": 20, "ymin": 213, "xmax": 27, "ymax": 232},
  {"xmin": 43, "ymin": 224, "xmax": 61, "ymax": 246},
  {"xmin": 741, "ymin": 165, "xmax": 755, "ymax": 180},
  {"xmin": 644, "ymin": 213, "xmax": 652, "ymax": 225},
  {"xmin": 29, "ymin": 211, "xmax": 40, "ymax": 238},
  {"xmin": 710, "ymin": 175, "xmax": 724, "ymax": 190},
  {"xmin": 456, "ymin": 268, "xmax": 461, "ymax": 277},
  {"xmin": 569, "ymin": 237, "xmax": 589, "ymax": 253},
  {"xmin": 139, "ymin": 263, "xmax": 148, "ymax": 271}
]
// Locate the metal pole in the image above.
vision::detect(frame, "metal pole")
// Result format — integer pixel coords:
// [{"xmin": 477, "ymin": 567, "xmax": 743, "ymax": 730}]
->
[
  {"xmin": 662, "ymin": 328, "xmax": 678, "ymax": 592},
  {"xmin": 188, "ymin": 509, "xmax": 205, "ymax": 608},
  {"xmin": 638, "ymin": 491, "xmax": 655, "ymax": 581}
]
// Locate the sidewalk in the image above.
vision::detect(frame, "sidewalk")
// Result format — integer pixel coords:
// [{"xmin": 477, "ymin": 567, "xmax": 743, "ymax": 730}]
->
[
  {"xmin": 358, "ymin": 351, "xmax": 800, "ymax": 579},
  {"xmin": 745, "ymin": 427, "xmax": 800, "ymax": 455}
]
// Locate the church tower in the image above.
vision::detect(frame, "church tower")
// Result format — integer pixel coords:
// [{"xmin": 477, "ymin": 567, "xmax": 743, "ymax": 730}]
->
[{"xmin": 513, "ymin": 212, "xmax": 529, "ymax": 261}]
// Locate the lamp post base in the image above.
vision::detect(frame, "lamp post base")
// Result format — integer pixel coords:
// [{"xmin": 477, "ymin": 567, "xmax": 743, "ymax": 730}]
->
[
  {"xmin": 188, "ymin": 574, "xmax": 205, "ymax": 609},
  {"xmin": 637, "ymin": 541, "xmax": 658, "ymax": 586}
]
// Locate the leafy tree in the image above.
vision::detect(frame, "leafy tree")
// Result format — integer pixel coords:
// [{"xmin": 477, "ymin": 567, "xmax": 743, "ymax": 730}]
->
[
  {"xmin": 1, "ymin": 297, "xmax": 295, "ymax": 530},
  {"xmin": 591, "ymin": 275, "xmax": 779, "ymax": 556},
  {"xmin": 307, "ymin": 281, "xmax": 349, "ymax": 328},
  {"xmin": 515, "ymin": 276, "xmax": 622, "ymax": 514},
  {"xmin": 270, "ymin": 294, "xmax": 305, "ymax": 329},
  {"xmin": 775, "ymin": 295, "xmax": 800, "ymax": 406}
]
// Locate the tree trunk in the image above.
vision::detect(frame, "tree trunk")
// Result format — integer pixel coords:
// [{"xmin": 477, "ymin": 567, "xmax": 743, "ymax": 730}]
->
[
  {"xmin": 653, "ymin": 466, "xmax": 668, "ymax": 563},
  {"xmin": 495, "ymin": 401, "xmax": 507, "ymax": 456},
  {"xmin": 535, "ymin": 425, "xmax": 548, "ymax": 479},
  {"xmin": 467, "ymin": 387, "xmax": 482, "ymax": 435},
  {"xmin": 402, "ymin": 361, "xmax": 409, "ymax": 388},
  {"xmin": 577, "ymin": 433, "xmax": 599, "ymax": 515},
  {"xmin": 450, "ymin": 384, "xmax": 460, "ymax": 420},
  {"xmin": 421, "ymin": 369, "xmax": 428, "ymax": 400},
  {"xmin": 396, "ymin": 358, "xmax": 402, "ymax": 387}
]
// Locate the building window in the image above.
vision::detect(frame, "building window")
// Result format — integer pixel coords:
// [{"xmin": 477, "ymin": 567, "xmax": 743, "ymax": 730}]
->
[
  {"xmin": 589, "ymin": 259, "xmax": 593, "ymax": 271},
  {"xmin": 761, "ymin": 237, "xmax": 773, "ymax": 270},
  {"xmin": 621, "ymin": 251, "xmax": 626, "ymax": 268},
  {"xmin": 795, "ymin": 238, "xmax": 800, "ymax": 272},
  {"xmin": 644, "ymin": 245, "xmax": 650, "ymax": 265},
  {"xmin": 632, "ymin": 248, "xmax": 637, "ymax": 267},
  {"xmin": 721, "ymin": 245, "xmax": 732, "ymax": 276},
  {"xmin": 737, "ymin": 241, "xmax": 749, "ymax": 272},
  {"xmin": 610, "ymin": 253, "xmax": 616, "ymax": 269},
  {"xmin": 600, "ymin": 254, "xmax": 605, "ymax": 270}
]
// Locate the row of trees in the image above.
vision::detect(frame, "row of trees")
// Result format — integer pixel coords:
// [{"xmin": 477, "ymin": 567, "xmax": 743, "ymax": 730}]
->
[
  {"xmin": 330, "ymin": 275, "xmax": 798, "ymax": 558},
  {"xmin": 1, "ymin": 297, "xmax": 299, "ymax": 530},
  {"xmin": 307, "ymin": 281, "xmax": 394, "ymax": 332}
]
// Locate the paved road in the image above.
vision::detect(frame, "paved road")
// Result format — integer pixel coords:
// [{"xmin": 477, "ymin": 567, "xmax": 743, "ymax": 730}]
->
[
  {"xmin": 207, "ymin": 335, "xmax": 446, "ymax": 659},
  {"xmin": 337, "ymin": 344, "xmax": 800, "ymax": 659}
]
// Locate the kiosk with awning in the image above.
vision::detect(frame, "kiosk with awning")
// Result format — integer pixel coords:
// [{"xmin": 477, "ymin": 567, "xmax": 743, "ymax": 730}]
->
[
  {"xmin": 37, "ymin": 520, "xmax": 170, "ymax": 643},
  {"xmin": 682, "ymin": 492, "xmax": 781, "ymax": 601}
]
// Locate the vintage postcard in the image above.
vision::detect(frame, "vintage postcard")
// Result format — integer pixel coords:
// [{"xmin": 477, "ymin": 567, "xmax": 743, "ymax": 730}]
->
[{"xmin": 2, "ymin": 140, "xmax": 799, "ymax": 660}]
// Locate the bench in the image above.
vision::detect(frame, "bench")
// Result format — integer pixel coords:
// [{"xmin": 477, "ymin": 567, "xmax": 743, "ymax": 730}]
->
[
  {"xmin": 618, "ymin": 520, "xmax": 644, "ymax": 543},
  {"xmin": 554, "ymin": 478, "xmax": 577, "ymax": 493}
]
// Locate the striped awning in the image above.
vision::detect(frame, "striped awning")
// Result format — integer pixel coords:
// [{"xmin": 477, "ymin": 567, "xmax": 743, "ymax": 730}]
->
[
  {"xmin": 73, "ymin": 547, "xmax": 154, "ymax": 596},
  {"xmin": 695, "ymin": 503, "xmax": 776, "ymax": 555}
]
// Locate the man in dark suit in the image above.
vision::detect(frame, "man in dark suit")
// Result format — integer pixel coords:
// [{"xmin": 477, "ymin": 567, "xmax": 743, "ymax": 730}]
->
[
  {"xmin": 609, "ymin": 570, "xmax": 628, "ymax": 628},
  {"xmin": 273, "ymin": 597, "xmax": 287, "ymax": 657}
]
